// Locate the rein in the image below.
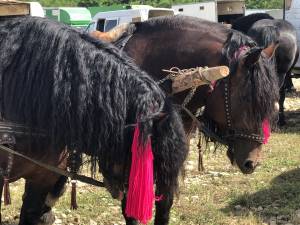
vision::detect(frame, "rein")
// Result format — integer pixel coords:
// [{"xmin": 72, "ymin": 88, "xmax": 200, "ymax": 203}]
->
[
  {"xmin": 199, "ymin": 74, "xmax": 265, "ymax": 146},
  {"xmin": 0, "ymin": 143, "xmax": 105, "ymax": 187}
]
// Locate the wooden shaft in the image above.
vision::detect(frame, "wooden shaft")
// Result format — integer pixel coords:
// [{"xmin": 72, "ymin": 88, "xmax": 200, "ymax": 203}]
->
[
  {"xmin": 200, "ymin": 66, "xmax": 229, "ymax": 81},
  {"xmin": 172, "ymin": 66, "xmax": 229, "ymax": 94}
]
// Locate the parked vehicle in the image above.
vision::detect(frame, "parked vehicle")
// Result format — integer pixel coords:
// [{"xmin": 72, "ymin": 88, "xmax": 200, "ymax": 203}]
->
[
  {"xmin": 88, "ymin": 5, "xmax": 127, "ymax": 17},
  {"xmin": 286, "ymin": 0, "xmax": 300, "ymax": 70},
  {"xmin": 29, "ymin": 2, "xmax": 44, "ymax": 17},
  {"xmin": 86, "ymin": 6, "xmax": 175, "ymax": 32},
  {"xmin": 44, "ymin": 7, "xmax": 92, "ymax": 29},
  {"xmin": 172, "ymin": 0, "xmax": 245, "ymax": 23}
]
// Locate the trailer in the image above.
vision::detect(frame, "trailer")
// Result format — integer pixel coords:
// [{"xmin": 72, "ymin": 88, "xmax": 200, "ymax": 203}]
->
[
  {"xmin": 172, "ymin": 0, "xmax": 245, "ymax": 23},
  {"xmin": 44, "ymin": 7, "xmax": 92, "ymax": 29},
  {"xmin": 86, "ymin": 6, "xmax": 175, "ymax": 32},
  {"xmin": 28, "ymin": 2, "xmax": 44, "ymax": 17},
  {"xmin": 88, "ymin": 5, "xmax": 127, "ymax": 17},
  {"xmin": 286, "ymin": 0, "xmax": 300, "ymax": 72}
]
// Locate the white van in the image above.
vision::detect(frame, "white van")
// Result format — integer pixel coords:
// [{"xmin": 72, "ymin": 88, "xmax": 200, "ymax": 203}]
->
[
  {"xmin": 172, "ymin": 0, "xmax": 245, "ymax": 23},
  {"xmin": 86, "ymin": 7, "xmax": 175, "ymax": 32},
  {"xmin": 286, "ymin": 0, "xmax": 300, "ymax": 70}
]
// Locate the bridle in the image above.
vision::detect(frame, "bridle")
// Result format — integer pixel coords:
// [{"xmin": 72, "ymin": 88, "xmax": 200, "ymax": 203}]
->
[
  {"xmin": 114, "ymin": 30, "xmax": 266, "ymax": 146},
  {"xmin": 201, "ymin": 66, "xmax": 265, "ymax": 147},
  {"xmin": 217, "ymin": 77, "xmax": 264, "ymax": 143}
]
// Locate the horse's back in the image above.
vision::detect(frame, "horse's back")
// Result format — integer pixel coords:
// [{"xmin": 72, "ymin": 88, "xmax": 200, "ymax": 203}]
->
[
  {"xmin": 252, "ymin": 19, "xmax": 297, "ymax": 35},
  {"xmin": 232, "ymin": 13, "xmax": 274, "ymax": 33},
  {"xmin": 134, "ymin": 15, "xmax": 229, "ymax": 36}
]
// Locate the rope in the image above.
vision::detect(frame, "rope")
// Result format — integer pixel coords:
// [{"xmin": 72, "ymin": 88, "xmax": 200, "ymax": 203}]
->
[
  {"xmin": 161, "ymin": 66, "xmax": 211, "ymax": 84},
  {"xmin": 159, "ymin": 66, "xmax": 209, "ymax": 107}
]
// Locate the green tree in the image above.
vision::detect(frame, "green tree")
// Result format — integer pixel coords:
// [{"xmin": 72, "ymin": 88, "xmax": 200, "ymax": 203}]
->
[
  {"xmin": 245, "ymin": 0, "xmax": 283, "ymax": 9},
  {"xmin": 78, "ymin": 0, "xmax": 99, "ymax": 6}
]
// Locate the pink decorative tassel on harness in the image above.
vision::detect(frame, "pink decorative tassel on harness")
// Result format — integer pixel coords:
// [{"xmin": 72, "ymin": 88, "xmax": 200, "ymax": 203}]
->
[
  {"xmin": 262, "ymin": 119, "xmax": 270, "ymax": 144},
  {"xmin": 125, "ymin": 124, "xmax": 154, "ymax": 224}
]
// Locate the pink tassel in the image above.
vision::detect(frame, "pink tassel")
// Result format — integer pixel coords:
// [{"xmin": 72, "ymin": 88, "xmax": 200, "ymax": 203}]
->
[
  {"xmin": 125, "ymin": 124, "xmax": 154, "ymax": 224},
  {"xmin": 262, "ymin": 119, "xmax": 270, "ymax": 144}
]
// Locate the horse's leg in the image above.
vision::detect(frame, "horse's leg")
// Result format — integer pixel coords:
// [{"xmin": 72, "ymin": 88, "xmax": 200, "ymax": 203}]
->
[
  {"xmin": 278, "ymin": 85, "xmax": 286, "ymax": 126},
  {"xmin": 154, "ymin": 183, "xmax": 174, "ymax": 225},
  {"xmin": 19, "ymin": 180, "xmax": 52, "ymax": 225},
  {"xmin": 19, "ymin": 175, "xmax": 66, "ymax": 225},
  {"xmin": 285, "ymin": 74, "xmax": 296, "ymax": 93},
  {"xmin": 121, "ymin": 195, "xmax": 138, "ymax": 225}
]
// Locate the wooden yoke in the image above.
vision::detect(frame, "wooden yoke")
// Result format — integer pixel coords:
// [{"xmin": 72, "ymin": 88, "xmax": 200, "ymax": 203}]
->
[{"xmin": 163, "ymin": 66, "xmax": 230, "ymax": 94}]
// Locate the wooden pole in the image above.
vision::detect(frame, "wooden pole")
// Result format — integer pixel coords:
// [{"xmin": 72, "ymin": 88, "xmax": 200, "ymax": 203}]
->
[{"xmin": 171, "ymin": 66, "xmax": 229, "ymax": 94}]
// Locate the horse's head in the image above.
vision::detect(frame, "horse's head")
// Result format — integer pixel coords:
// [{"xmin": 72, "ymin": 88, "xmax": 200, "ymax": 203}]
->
[{"xmin": 204, "ymin": 32, "xmax": 279, "ymax": 174}]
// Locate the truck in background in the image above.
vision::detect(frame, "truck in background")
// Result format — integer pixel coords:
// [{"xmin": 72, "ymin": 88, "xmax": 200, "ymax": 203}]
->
[
  {"xmin": 172, "ymin": 0, "xmax": 245, "ymax": 23},
  {"xmin": 86, "ymin": 6, "xmax": 175, "ymax": 32},
  {"xmin": 28, "ymin": 2, "xmax": 44, "ymax": 17},
  {"xmin": 286, "ymin": 0, "xmax": 300, "ymax": 71},
  {"xmin": 44, "ymin": 7, "xmax": 92, "ymax": 29},
  {"xmin": 88, "ymin": 5, "xmax": 127, "ymax": 17}
]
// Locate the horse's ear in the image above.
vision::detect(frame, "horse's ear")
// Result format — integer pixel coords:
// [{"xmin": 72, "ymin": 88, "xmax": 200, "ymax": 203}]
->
[
  {"xmin": 262, "ymin": 42, "xmax": 279, "ymax": 59},
  {"xmin": 244, "ymin": 47, "xmax": 263, "ymax": 67}
]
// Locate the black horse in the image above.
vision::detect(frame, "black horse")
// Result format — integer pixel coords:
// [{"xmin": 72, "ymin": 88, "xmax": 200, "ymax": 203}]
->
[
  {"xmin": 91, "ymin": 15, "xmax": 279, "ymax": 175},
  {"xmin": 0, "ymin": 16, "xmax": 188, "ymax": 225},
  {"xmin": 232, "ymin": 13, "xmax": 299, "ymax": 126}
]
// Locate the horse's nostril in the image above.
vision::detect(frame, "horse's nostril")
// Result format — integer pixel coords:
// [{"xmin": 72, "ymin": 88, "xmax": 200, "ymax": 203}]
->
[{"xmin": 244, "ymin": 160, "xmax": 255, "ymax": 170}]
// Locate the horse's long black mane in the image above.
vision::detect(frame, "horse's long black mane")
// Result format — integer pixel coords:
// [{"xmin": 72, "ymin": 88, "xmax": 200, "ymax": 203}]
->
[
  {"xmin": 133, "ymin": 15, "xmax": 278, "ymax": 125},
  {"xmin": 0, "ymin": 16, "xmax": 165, "ymax": 164}
]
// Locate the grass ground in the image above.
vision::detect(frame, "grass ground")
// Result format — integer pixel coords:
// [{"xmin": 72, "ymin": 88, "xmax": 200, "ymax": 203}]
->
[{"xmin": 2, "ymin": 80, "xmax": 300, "ymax": 225}]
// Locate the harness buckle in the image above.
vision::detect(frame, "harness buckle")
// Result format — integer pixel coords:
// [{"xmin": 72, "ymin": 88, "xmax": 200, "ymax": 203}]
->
[{"xmin": 0, "ymin": 133, "xmax": 16, "ymax": 145}]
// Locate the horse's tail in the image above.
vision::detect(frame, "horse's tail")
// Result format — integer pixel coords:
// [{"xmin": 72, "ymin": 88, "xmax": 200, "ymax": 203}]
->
[{"xmin": 152, "ymin": 99, "xmax": 188, "ymax": 195}]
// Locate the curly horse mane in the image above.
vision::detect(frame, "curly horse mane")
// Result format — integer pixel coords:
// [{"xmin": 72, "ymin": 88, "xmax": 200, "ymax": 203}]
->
[{"xmin": 0, "ymin": 16, "xmax": 188, "ymax": 192}]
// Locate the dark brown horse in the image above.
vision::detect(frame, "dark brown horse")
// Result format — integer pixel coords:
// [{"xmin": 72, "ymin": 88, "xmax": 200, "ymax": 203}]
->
[
  {"xmin": 91, "ymin": 15, "xmax": 279, "ymax": 176},
  {"xmin": 232, "ymin": 13, "xmax": 299, "ymax": 126},
  {"xmin": 0, "ymin": 16, "xmax": 188, "ymax": 225}
]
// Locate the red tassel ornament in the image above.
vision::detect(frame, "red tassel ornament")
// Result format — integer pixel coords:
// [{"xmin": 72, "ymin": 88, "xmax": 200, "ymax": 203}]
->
[
  {"xmin": 262, "ymin": 119, "xmax": 270, "ymax": 144},
  {"xmin": 125, "ymin": 125, "xmax": 154, "ymax": 224}
]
